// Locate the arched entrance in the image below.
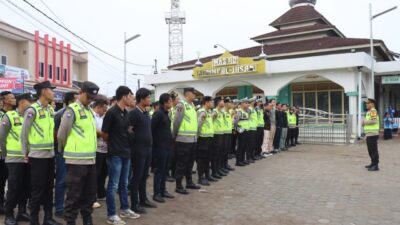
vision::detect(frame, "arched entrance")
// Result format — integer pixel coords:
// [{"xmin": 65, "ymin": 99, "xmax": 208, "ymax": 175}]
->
[{"xmin": 212, "ymin": 80, "xmax": 265, "ymax": 100}]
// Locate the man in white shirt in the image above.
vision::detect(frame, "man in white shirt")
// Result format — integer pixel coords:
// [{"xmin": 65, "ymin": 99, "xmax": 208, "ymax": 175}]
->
[{"xmin": 92, "ymin": 98, "xmax": 109, "ymax": 208}]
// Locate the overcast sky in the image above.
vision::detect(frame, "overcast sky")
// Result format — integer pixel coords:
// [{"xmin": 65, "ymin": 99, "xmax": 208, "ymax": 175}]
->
[{"xmin": 1, "ymin": 0, "xmax": 399, "ymax": 96}]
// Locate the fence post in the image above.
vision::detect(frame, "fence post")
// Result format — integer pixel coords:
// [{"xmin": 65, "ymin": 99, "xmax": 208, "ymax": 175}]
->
[{"xmin": 346, "ymin": 114, "xmax": 352, "ymax": 144}]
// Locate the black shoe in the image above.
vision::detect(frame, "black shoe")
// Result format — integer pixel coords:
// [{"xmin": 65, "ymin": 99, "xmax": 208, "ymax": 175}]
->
[
  {"xmin": 141, "ymin": 199, "xmax": 157, "ymax": 208},
  {"xmin": 217, "ymin": 171, "xmax": 227, "ymax": 177},
  {"xmin": 248, "ymin": 159, "xmax": 255, "ymax": 164},
  {"xmin": 4, "ymin": 216, "xmax": 17, "ymax": 225},
  {"xmin": 226, "ymin": 165, "xmax": 235, "ymax": 171},
  {"xmin": 206, "ymin": 176, "xmax": 218, "ymax": 182},
  {"xmin": 166, "ymin": 176, "xmax": 175, "ymax": 182},
  {"xmin": 132, "ymin": 205, "xmax": 147, "ymax": 214},
  {"xmin": 220, "ymin": 168, "xmax": 229, "ymax": 174},
  {"xmin": 66, "ymin": 222, "xmax": 76, "ymax": 225},
  {"xmin": 211, "ymin": 173, "xmax": 222, "ymax": 179},
  {"xmin": 365, "ymin": 164, "xmax": 373, "ymax": 169},
  {"xmin": 235, "ymin": 162, "xmax": 246, "ymax": 167},
  {"xmin": 175, "ymin": 187, "xmax": 189, "ymax": 195},
  {"xmin": 198, "ymin": 178, "xmax": 210, "ymax": 186},
  {"xmin": 153, "ymin": 194, "xmax": 165, "ymax": 203},
  {"xmin": 243, "ymin": 161, "xmax": 250, "ymax": 165},
  {"xmin": 42, "ymin": 218, "xmax": 62, "ymax": 225},
  {"xmin": 30, "ymin": 214, "xmax": 39, "ymax": 225},
  {"xmin": 16, "ymin": 211, "xmax": 30, "ymax": 222},
  {"xmin": 54, "ymin": 211, "xmax": 63, "ymax": 219},
  {"xmin": 368, "ymin": 165, "xmax": 380, "ymax": 171},
  {"xmin": 161, "ymin": 191, "xmax": 175, "ymax": 199},
  {"xmin": 82, "ymin": 216, "xmax": 93, "ymax": 225},
  {"xmin": 186, "ymin": 182, "xmax": 201, "ymax": 189},
  {"xmin": 295, "ymin": 142, "xmax": 301, "ymax": 145}
]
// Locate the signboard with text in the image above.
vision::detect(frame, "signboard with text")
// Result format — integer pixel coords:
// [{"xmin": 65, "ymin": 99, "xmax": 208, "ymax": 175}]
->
[
  {"xmin": 0, "ymin": 64, "xmax": 30, "ymax": 80},
  {"xmin": 382, "ymin": 75, "xmax": 400, "ymax": 84},
  {"xmin": 193, "ymin": 51, "xmax": 265, "ymax": 79},
  {"xmin": 0, "ymin": 78, "xmax": 24, "ymax": 94}
]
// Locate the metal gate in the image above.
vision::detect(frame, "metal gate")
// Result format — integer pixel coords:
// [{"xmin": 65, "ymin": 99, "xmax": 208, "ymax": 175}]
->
[{"xmin": 298, "ymin": 108, "xmax": 352, "ymax": 144}]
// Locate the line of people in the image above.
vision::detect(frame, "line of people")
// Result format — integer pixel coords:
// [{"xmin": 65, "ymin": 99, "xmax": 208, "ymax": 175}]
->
[{"xmin": 0, "ymin": 82, "xmax": 301, "ymax": 225}]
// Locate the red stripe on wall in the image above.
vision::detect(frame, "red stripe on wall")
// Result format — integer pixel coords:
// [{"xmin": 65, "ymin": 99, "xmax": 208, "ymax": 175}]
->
[
  {"xmin": 34, "ymin": 31, "xmax": 39, "ymax": 81},
  {"xmin": 60, "ymin": 41, "xmax": 64, "ymax": 85},
  {"xmin": 52, "ymin": 37, "xmax": 56, "ymax": 83},
  {"xmin": 44, "ymin": 34, "xmax": 49, "ymax": 81},
  {"xmin": 67, "ymin": 44, "xmax": 71, "ymax": 86}
]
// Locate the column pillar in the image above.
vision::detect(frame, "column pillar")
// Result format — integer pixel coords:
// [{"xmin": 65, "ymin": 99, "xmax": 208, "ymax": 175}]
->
[{"xmin": 346, "ymin": 91, "xmax": 358, "ymax": 138}]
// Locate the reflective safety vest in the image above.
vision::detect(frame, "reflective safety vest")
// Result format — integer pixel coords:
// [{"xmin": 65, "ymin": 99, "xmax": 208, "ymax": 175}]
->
[
  {"xmin": 169, "ymin": 107, "xmax": 175, "ymax": 131},
  {"xmin": 249, "ymin": 107, "xmax": 258, "ymax": 131},
  {"xmin": 5, "ymin": 111, "xmax": 24, "ymax": 157},
  {"xmin": 364, "ymin": 108, "xmax": 380, "ymax": 135},
  {"xmin": 223, "ymin": 109, "xmax": 233, "ymax": 134},
  {"xmin": 198, "ymin": 108, "xmax": 214, "ymax": 138},
  {"xmin": 64, "ymin": 102, "xmax": 97, "ymax": 159},
  {"xmin": 177, "ymin": 100, "xmax": 198, "ymax": 136},
  {"xmin": 237, "ymin": 108, "xmax": 250, "ymax": 131},
  {"xmin": 213, "ymin": 109, "xmax": 225, "ymax": 135},
  {"xmin": 28, "ymin": 103, "xmax": 54, "ymax": 151},
  {"xmin": 257, "ymin": 107, "xmax": 264, "ymax": 128},
  {"xmin": 0, "ymin": 110, "xmax": 4, "ymax": 152},
  {"xmin": 287, "ymin": 112, "xmax": 297, "ymax": 127},
  {"xmin": 229, "ymin": 109, "xmax": 236, "ymax": 128}
]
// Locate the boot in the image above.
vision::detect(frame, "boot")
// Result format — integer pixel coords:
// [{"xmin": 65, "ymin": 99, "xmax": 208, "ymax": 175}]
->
[
  {"xmin": 30, "ymin": 213, "xmax": 40, "ymax": 225},
  {"xmin": 82, "ymin": 216, "xmax": 93, "ymax": 225},
  {"xmin": 16, "ymin": 206, "xmax": 30, "ymax": 222},
  {"xmin": 175, "ymin": 179, "xmax": 188, "ymax": 195},
  {"xmin": 4, "ymin": 215, "xmax": 17, "ymax": 225},
  {"xmin": 42, "ymin": 210, "xmax": 62, "ymax": 225}
]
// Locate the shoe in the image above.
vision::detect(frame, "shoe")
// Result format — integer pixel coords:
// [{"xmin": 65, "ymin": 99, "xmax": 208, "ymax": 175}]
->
[
  {"xmin": 92, "ymin": 202, "xmax": 102, "ymax": 209},
  {"xmin": 226, "ymin": 165, "xmax": 235, "ymax": 171},
  {"xmin": 248, "ymin": 159, "xmax": 255, "ymax": 164},
  {"xmin": 166, "ymin": 176, "xmax": 175, "ymax": 182},
  {"xmin": 243, "ymin": 161, "xmax": 250, "ymax": 165},
  {"xmin": 235, "ymin": 162, "xmax": 246, "ymax": 167},
  {"xmin": 198, "ymin": 178, "xmax": 210, "ymax": 186},
  {"xmin": 120, "ymin": 209, "xmax": 140, "ymax": 219},
  {"xmin": 43, "ymin": 211, "xmax": 62, "ymax": 225},
  {"xmin": 217, "ymin": 171, "xmax": 227, "ymax": 177},
  {"xmin": 368, "ymin": 165, "xmax": 380, "ymax": 171},
  {"xmin": 141, "ymin": 199, "xmax": 157, "ymax": 208},
  {"xmin": 4, "ymin": 216, "xmax": 17, "ymax": 225},
  {"xmin": 186, "ymin": 182, "xmax": 201, "ymax": 189},
  {"xmin": 131, "ymin": 205, "xmax": 146, "ymax": 214},
  {"xmin": 16, "ymin": 211, "xmax": 30, "ymax": 222},
  {"xmin": 175, "ymin": 187, "xmax": 189, "ymax": 195},
  {"xmin": 153, "ymin": 194, "xmax": 165, "ymax": 203},
  {"xmin": 291, "ymin": 144, "xmax": 296, "ymax": 147},
  {"xmin": 365, "ymin": 164, "xmax": 373, "ymax": 169},
  {"xmin": 66, "ymin": 222, "xmax": 76, "ymax": 225},
  {"xmin": 161, "ymin": 191, "xmax": 175, "ymax": 199},
  {"xmin": 83, "ymin": 216, "xmax": 93, "ymax": 225},
  {"xmin": 206, "ymin": 176, "xmax": 218, "ymax": 182},
  {"xmin": 107, "ymin": 215, "xmax": 126, "ymax": 225},
  {"xmin": 295, "ymin": 142, "xmax": 301, "ymax": 145},
  {"xmin": 211, "ymin": 173, "xmax": 222, "ymax": 179},
  {"xmin": 54, "ymin": 211, "xmax": 63, "ymax": 219},
  {"xmin": 30, "ymin": 214, "xmax": 39, "ymax": 225},
  {"xmin": 220, "ymin": 168, "xmax": 229, "ymax": 173}
]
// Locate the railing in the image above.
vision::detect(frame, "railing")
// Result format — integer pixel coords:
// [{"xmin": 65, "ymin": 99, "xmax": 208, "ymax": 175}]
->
[{"xmin": 298, "ymin": 108, "xmax": 352, "ymax": 144}]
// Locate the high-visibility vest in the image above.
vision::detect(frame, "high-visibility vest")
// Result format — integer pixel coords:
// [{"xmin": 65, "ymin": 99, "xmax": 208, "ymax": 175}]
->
[
  {"xmin": 364, "ymin": 108, "xmax": 380, "ymax": 135},
  {"xmin": 0, "ymin": 110, "xmax": 4, "ymax": 152},
  {"xmin": 169, "ymin": 107, "xmax": 175, "ymax": 131},
  {"xmin": 28, "ymin": 103, "xmax": 54, "ymax": 151},
  {"xmin": 249, "ymin": 107, "xmax": 258, "ymax": 131},
  {"xmin": 64, "ymin": 102, "xmax": 97, "ymax": 159},
  {"xmin": 237, "ymin": 108, "xmax": 250, "ymax": 131},
  {"xmin": 257, "ymin": 107, "xmax": 264, "ymax": 128},
  {"xmin": 177, "ymin": 100, "xmax": 198, "ymax": 136},
  {"xmin": 198, "ymin": 108, "xmax": 214, "ymax": 137},
  {"xmin": 5, "ymin": 111, "xmax": 24, "ymax": 157},
  {"xmin": 229, "ymin": 109, "xmax": 236, "ymax": 128},
  {"xmin": 223, "ymin": 109, "xmax": 233, "ymax": 134},
  {"xmin": 287, "ymin": 112, "xmax": 297, "ymax": 127},
  {"xmin": 213, "ymin": 108, "xmax": 225, "ymax": 135}
]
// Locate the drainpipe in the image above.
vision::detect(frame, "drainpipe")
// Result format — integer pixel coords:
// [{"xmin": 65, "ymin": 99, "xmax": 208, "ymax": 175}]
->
[{"xmin": 358, "ymin": 67, "xmax": 363, "ymax": 138}]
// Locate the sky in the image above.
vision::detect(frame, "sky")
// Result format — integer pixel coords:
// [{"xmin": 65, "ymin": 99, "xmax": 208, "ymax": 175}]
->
[{"xmin": 0, "ymin": 0, "xmax": 399, "ymax": 96}]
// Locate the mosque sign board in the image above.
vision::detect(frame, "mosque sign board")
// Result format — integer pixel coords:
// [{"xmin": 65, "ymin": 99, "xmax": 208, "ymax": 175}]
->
[
  {"xmin": 193, "ymin": 52, "xmax": 265, "ymax": 79},
  {"xmin": 382, "ymin": 75, "xmax": 400, "ymax": 84}
]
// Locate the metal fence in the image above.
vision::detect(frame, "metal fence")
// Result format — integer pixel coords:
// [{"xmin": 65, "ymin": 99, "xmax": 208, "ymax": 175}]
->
[{"xmin": 298, "ymin": 108, "xmax": 352, "ymax": 144}]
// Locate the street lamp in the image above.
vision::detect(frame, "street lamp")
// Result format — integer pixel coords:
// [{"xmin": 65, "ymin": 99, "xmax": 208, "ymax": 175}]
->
[
  {"xmin": 214, "ymin": 44, "xmax": 230, "ymax": 52},
  {"xmin": 124, "ymin": 33, "xmax": 141, "ymax": 86},
  {"xmin": 131, "ymin": 73, "xmax": 143, "ymax": 91},
  {"xmin": 369, "ymin": 4, "xmax": 397, "ymax": 98}
]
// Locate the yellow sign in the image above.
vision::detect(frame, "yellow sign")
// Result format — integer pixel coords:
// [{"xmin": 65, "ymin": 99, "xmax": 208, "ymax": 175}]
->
[{"xmin": 193, "ymin": 51, "xmax": 265, "ymax": 79}]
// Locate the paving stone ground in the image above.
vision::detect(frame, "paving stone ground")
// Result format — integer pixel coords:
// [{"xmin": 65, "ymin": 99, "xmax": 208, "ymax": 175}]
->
[{"xmin": 5, "ymin": 138, "xmax": 400, "ymax": 225}]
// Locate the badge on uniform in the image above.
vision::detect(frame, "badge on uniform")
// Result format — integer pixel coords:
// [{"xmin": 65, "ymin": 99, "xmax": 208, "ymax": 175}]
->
[
  {"xmin": 14, "ymin": 117, "xmax": 22, "ymax": 126},
  {"xmin": 79, "ymin": 109, "xmax": 87, "ymax": 119},
  {"xmin": 38, "ymin": 109, "xmax": 46, "ymax": 119}
]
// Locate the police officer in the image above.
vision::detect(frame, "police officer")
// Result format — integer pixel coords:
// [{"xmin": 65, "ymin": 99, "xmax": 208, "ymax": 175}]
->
[
  {"xmin": 223, "ymin": 98, "xmax": 234, "ymax": 171},
  {"xmin": 57, "ymin": 81, "xmax": 100, "ymax": 225},
  {"xmin": 248, "ymin": 97, "xmax": 258, "ymax": 163},
  {"xmin": 363, "ymin": 98, "xmax": 380, "ymax": 172},
  {"xmin": 255, "ymin": 98, "xmax": 265, "ymax": 159},
  {"xmin": 286, "ymin": 107, "xmax": 297, "ymax": 147},
  {"xmin": 235, "ymin": 98, "xmax": 250, "ymax": 166},
  {"xmin": 21, "ymin": 81, "xmax": 61, "ymax": 225},
  {"xmin": 172, "ymin": 88, "xmax": 201, "ymax": 194},
  {"xmin": 167, "ymin": 93, "xmax": 180, "ymax": 182},
  {"xmin": 0, "ymin": 93, "xmax": 35, "ymax": 225},
  {"xmin": 212, "ymin": 97, "xmax": 227, "ymax": 179},
  {"xmin": 229, "ymin": 99, "xmax": 239, "ymax": 159}
]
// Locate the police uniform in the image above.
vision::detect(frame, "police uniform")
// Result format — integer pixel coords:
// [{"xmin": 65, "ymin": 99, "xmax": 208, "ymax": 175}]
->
[
  {"xmin": 172, "ymin": 88, "xmax": 200, "ymax": 194},
  {"xmin": 363, "ymin": 98, "xmax": 380, "ymax": 171},
  {"xmin": 229, "ymin": 99, "xmax": 239, "ymax": 158},
  {"xmin": 223, "ymin": 99, "xmax": 234, "ymax": 171},
  {"xmin": 255, "ymin": 99, "xmax": 265, "ymax": 158},
  {"xmin": 212, "ymin": 105, "xmax": 227, "ymax": 178},
  {"xmin": 248, "ymin": 98, "xmax": 258, "ymax": 162},
  {"xmin": 235, "ymin": 98, "xmax": 250, "ymax": 166},
  {"xmin": 20, "ymin": 81, "xmax": 61, "ymax": 225},
  {"xmin": 57, "ymin": 82, "xmax": 99, "ymax": 225},
  {"xmin": 0, "ymin": 93, "xmax": 35, "ymax": 225},
  {"xmin": 286, "ymin": 110, "xmax": 297, "ymax": 147},
  {"xmin": 196, "ymin": 106, "xmax": 214, "ymax": 185}
]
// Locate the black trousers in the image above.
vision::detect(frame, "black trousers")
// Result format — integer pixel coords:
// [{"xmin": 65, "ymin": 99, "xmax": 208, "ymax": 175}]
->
[
  {"xmin": 168, "ymin": 143, "xmax": 176, "ymax": 177},
  {"xmin": 230, "ymin": 132, "xmax": 237, "ymax": 155},
  {"xmin": 236, "ymin": 131, "xmax": 249, "ymax": 164},
  {"xmin": 366, "ymin": 135, "xmax": 379, "ymax": 166},
  {"xmin": 29, "ymin": 158, "xmax": 55, "ymax": 215},
  {"xmin": 255, "ymin": 127, "xmax": 264, "ymax": 156},
  {"xmin": 383, "ymin": 129, "xmax": 392, "ymax": 140},
  {"xmin": 212, "ymin": 135, "xmax": 225, "ymax": 175},
  {"xmin": 224, "ymin": 133, "xmax": 232, "ymax": 166},
  {"xmin": 294, "ymin": 127, "xmax": 300, "ymax": 143},
  {"xmin": 248, "ymin": 131, "xmax": 257, "ymax": 160},
  {"xmin": 5, "ymin": 163, "xmax": 29, "ymax": 216},
  {"xmin": 131, "ymin": 147, "xmax": 151, "ymax": 206},
  {"xmin": 0, "ymin": 159, "xmax": 8, "ymax": 205},
  {"xmin": 153, "ymin": 147, "xmax": 171, "ymax": 195},
  {"xmin": 273, "ymin": 127, "xmax": 282, "ymax": 150},
  {"xmin": 196, "ymin": 137, "xmax": 213, "ymax": 179},
  {"xmin": 64, "ymin": 164, "xmax": 96, "ymax": 223},
  {"xmin": 96, "ymin": 152, "xmax": 108, "ymax": 199},
  {"xmin": 174, "ymin": 142, "xmax": 196, "ymax": 185},
  {"xmin": 287, "ymin": 128, "xmax": 296, "ymax": 146}
]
